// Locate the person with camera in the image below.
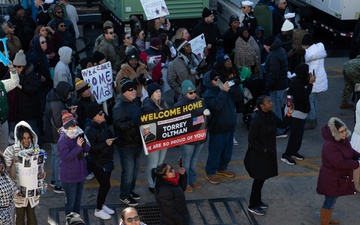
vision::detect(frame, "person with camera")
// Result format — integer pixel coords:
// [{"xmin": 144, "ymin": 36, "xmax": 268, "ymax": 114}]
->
[
  {"xmin": 281, "ymin": 63, "xmax": 315, "ymax": 166},
  {"xmin": 57, "ymin": 110, "xmax": 90, "ymax": 215}
]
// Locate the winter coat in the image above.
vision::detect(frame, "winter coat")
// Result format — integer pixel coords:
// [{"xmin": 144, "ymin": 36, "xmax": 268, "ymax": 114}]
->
[
  {"xmin": 53, "ymin": 46, "xmax": 73, "ymax": 88},
  {"xmin": 234, "ymin": 32, "xmax": 261, "ymax": 73},
  {"xmin": 84, "ymin": 121, "xmax": 114, "ymax": 165},
  {"xmin": 140, "ymin": 47, "xmax": 163, "ymax": 82},
  {"xmin": 241, "ymin": 12, "xmax": 258, "ymax": 36},
  {"xmin": 13, "ymin": 64, "xmax": 41, "ymax": 122},
  {"xmin": 57, "ymin": 129, "xmax": 90, "ymax": 183},
  {"xmin": 76, "ymin": 97, "xmax": 94, "ymax": 129},
  {"xmin": 264, "ymin": 38, "xmax": 288, "ymax": 93},
  {"xmin": 287, "ymin": 71, "xmax": 312, "ymax": 114},
  {"xmin": 244, "ymin": 109, "xmax": 291, "ymax": 179},
  {"xmin": 10, "ymin": 13, "xmax": 36, "ymax": 52},
  {"xmin": 222, "ymin": 27, "xmax": 239, "ymax": 55},
  {"xmin": 5, "ymin": 34, "xmax": 22, "ymax": 59},
  {"xmin": 317, "ymin": 118, "xmax": 360, "ymax": 197},
  {"xmin": 0, "ymin": 169, "xmax": 16, "ymax": 225},
  {"xmin": 142, "ymin": 97, "xmax": 168, "ymax": 114},
  {"xmin": 115, "ymin": 62, "xmax": 150, "ymax": 97},
  {"xmin": 155, "ymin": 173, "xmax": 189, "ymax": 225},
  {"xmin": 304, "ymin": 43, "xmax": 328, "ymax": 93},
  {"xmin": 3, "ymin": 121, "xmax": 40, "ymax": 208},
  {"xmin": 0, "ymin": 70, "xmax": 19, "ymax": 124},
  {"xmin": 202, "ymin": 70, "xmax": 242, "ymax": 134},
  {"xmin": 95, "ymin": 38, "xmax": 117, "ymax": 71},
  {"xmin": 272, "ymin": 7, "xmax": 285, "ymax": 36},
  {"xmin": 43, "ymin": 82, "xmax": 73, "ymax": 143},
  {"xmin": 112, "ymin": 94, "xmax": 142, "ymax": 147}
]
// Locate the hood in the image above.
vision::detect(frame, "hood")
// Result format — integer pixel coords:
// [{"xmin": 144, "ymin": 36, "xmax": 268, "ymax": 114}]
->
[
  {"xmin": 52, "ymin": 5, "xmax": 64, "ymax": 19},
  {"xmin": 202, "ymin": 70, "xmax": 217, "ymax": 88},
  {"xmin": 304, "ymin": 43, "xmax": 327, "ymax": 63},
  {"xmin": 14, "ymin": 121, "xmax": 38, "ymax": 148},
  {"xmin": 53, "ymin": 81, "xmax": 73, "ymax": 102},
  {"xmin": 255, "ymin": 26, "xmax": 265, "ymax": 34},
  {"xmin": 269, "ymin": 38, "xmax": 282, "ymax": 51},
  {"xmin": 59, "ymin": 46, "xmax": 73, "ymax": 65},
  {"xmin": 31, "ymin": 35, "xmax": 44, "ymax": 55},
  {"xmin": 322, "ymin": 117, "xmax": 351, "ymax": 142}
]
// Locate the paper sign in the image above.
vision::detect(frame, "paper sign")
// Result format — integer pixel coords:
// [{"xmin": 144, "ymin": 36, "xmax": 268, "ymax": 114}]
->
[
  {"xmin": 140, "ymin": 0, "xmax": 169, "ymax": 20},
  {"xmin": 0, "ymin": 38, "xmax": 10, "ymax": 66},
  {"xmin": 81, "ymin": 62, "xmax": 114, "ymax": 104},
  {"xmin": 189, "ymin": 34, "xmax": 207, "ymax": 58}
]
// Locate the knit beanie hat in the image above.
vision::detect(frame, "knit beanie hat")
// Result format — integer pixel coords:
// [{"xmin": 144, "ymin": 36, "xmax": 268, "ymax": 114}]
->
[
  {"xmin": 75, "ymin": 78, "xmax": 91, "ymax": 95},
  {"xmin": 79, "ymin": 57, "xmax": 93, "ymax": 70},
  {"xmin": 65, "ymin": 212, "xmax": 85, "ymax": 225},
  {"xmin": 13, "ymin": 50, "xmax": 26, "ymax": 66},
  {"xmin": 302, "ymin": 34, "xmax": 314, "ymax": 46},
  {"xmin": 86, "ymin": 103, "xmax": 102, "ymax": 119},
  {"xmin": 281, "ymin": 20, "xmax": 294, "ymax": 31},
  {"xmin": 120, "ymin": 77, "xmax": 136, "ymax": 93},
  {"xmin": 216, "ymin": 53, "xmax": 230, "ymax": 67},
  {"xmin": 202, "ymin": 7, "xmax": 213, "ymax": 18},
  {"xmin": 181, "ymin": 79, "xmax": 196, "ymax": 94},
  {"xmin": 176, "ymin": 40, "xmax": 188, "ymax": 53},
  {"xmin": 150, "ymin": 38, "xmax": 162, "ymax": 47},
  {"xmin": 103, "ymin": 20, "xmax": 113, "ymax": 28},
  {"xmin": 210, "ymin": 70, "xmax": 219, "ymax": 81},
  {"xmin": 92, "ymin": 51, "xmax": 106, "ymax": 63},
  {"xmin": 264, "ymin": 35, "xmax": 275, "ymax": 46},
  {"xmin": 147, "ymin": 82, "xmax": 161, "ymax": 97},
  {"xmin": 62, "ymin": 110, "xmax": 77, "ymax": 129}
]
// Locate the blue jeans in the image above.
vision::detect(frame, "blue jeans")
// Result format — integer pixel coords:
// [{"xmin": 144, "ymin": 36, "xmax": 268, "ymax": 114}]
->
[
  {"xmin": 62, "ymin": 181, "xmax": 84, "ymax": 215},
  {"xmin": 118, "ymin": 146, "xmax": 142, "ymax": 198},
  {"xmin": 322, "ymin": 196, "xmax": 338, "ymax": 210},
  {"xmin": 146, "ymin": 149, "xmax": 167, "ymax": 188},
  {"xmin": 50, "ymin": 143, "xmax": 61, "ymax": 187},
  {"xmin": 269, "ymin": 89, "xmax": 286, "ymax": 135},
  {"xmin": 205, "ymin": 132, "xmax": 234, "ymax": 175},
  {"xmin": 181, "ymin": 143, "xmax": 204, "ymax": 185},
  {"xmin": 308, "ymin": 92, "xmax": 318, "ymax": 121}
]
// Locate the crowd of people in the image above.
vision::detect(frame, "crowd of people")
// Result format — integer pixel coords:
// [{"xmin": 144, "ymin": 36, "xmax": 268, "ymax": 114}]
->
[{"xmin": 1, "ymin": 0, "xmax": 360, "ymax": 224}]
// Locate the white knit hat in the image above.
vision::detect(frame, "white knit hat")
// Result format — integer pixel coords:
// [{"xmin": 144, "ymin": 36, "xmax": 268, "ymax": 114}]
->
[
  {"xmin": 13, "ymin": 50, "xmax": 26, "ymax": 66},
  {"xmin": 242, "ymin": 1, "xmax": 253, "ymax": 6},
  {"xmin": 284, "ymin": 13, "xmax": 295, "ymax": 19},
  {"xmin": 281, "ymin": 20, "xmax": 294, "ymax": 31}
]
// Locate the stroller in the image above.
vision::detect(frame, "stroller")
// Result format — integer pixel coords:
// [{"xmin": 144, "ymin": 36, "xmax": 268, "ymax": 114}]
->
[{"xmin": 242, "ymin": 74, "xmax": 265, "ymax": 129}]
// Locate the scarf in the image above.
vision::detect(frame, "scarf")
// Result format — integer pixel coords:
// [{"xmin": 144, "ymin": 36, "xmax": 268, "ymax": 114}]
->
[{"xmin": 163, "ymin": 172, "xmax": 179, "ymax": 185}]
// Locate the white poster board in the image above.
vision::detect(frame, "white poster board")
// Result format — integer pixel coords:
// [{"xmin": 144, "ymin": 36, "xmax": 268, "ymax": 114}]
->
[
  {"xmin": 81, "ymin": 62, "xmax": 114, "ymax": 104},
  {"xmin": 189, "ymin": 34, "xmax": 207, "ymax": 58},
  {"xmin": 17, "ymin": 149, "xmax": 46, "ymax": 198},
  {"xmin": 140, "ymin": 0, "xmax": 169, "ymax": 20}
]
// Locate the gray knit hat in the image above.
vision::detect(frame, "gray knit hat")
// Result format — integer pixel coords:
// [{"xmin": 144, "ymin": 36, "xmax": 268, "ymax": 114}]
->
[{"xmin": 13, "ymin": 50, "xmax": 26, "ymax": 66}]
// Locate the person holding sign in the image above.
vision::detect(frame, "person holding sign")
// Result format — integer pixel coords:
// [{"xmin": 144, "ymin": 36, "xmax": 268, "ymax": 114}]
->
[
  {"xmin": 202, "ymin": 69, "xmax": 243, "ymax": 184},
  {"xmin": 174, "ymin": 80, "xmax": 208, "ymax": 192},
  {"xmin": 112, "ymin": 78, "xmax": 142, "ymax": 206},
  {"xmin": 3, "ymin": 121, "xmax": 45, "ymax": 225},
  {"xmin": 142, "ymin": 83, "xmax": 169, "ymax": 194}
]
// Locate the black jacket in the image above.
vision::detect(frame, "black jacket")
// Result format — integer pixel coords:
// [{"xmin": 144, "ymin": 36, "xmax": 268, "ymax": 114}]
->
[
  {"xmin": 142, "ymin": 97, "xmax": 168, "ymax": 114},
  {"xmin": 264, "ymin": 38, "xmax": 288, "ymax": 92},
  {"xmin": 85, "ymin": 121, "xmax": 114, "ymax": 164},
  {"xmin": 288, "ymin": 74, "xmax": 313, "ymax": 113},
  {"xmin": 223, "ymin": 28, "xmax": 238, "ymax": 55},
  {"xmin": 192, "ymin": 19, "xmax": 219, "ymax": 62},
  {"xmin": 112, "ymin": 94, "xmax": 142, "ymax": 147},
  {"xmin": 155, "ymin": 173, "xmax": 189, "ymax": 225},
  {"xmin": 244, "ymin": 110, "xmax": 291, "ymax": 180}
]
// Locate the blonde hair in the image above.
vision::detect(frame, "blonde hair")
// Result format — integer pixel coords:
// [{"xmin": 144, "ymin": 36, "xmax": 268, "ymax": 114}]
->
[{"xmin": 172, "ymin": 27, "xmax": 188, "ymax": 42}]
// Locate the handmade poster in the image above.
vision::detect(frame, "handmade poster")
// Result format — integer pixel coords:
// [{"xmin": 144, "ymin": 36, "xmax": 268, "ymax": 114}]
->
[
  {"xmin": 140, "ymin": 0, "xmax": 169, "ymax": 20},
  {"xmin": 0, "ymin": 38, "xmax": 10, "ymax": 66},
  {"xmin": 81, "ymin": 61, "xmax": 114, "ymax": 104},
  {"xmin": 140, "ymin": 100, "xmax": 207, "ymax": 154},
  {"xmin": 17, "ymin": 149, "xmax": 46, "ymax": 198},
  {"xmin": 189, "ymin": 34, "xmax": 207, "ymax": 58}
]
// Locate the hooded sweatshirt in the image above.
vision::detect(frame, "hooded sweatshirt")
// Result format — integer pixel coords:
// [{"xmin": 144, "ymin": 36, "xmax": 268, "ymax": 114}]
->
[{"xmin": 54, "ymin": 46, "xmax": 73, "ymax": 87}]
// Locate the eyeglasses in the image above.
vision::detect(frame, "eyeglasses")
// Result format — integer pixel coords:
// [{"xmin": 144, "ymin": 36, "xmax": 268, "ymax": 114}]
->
[
  {"xmin": 127, "ymin": 88, "xmax": 135, "ymax": 92},
  {"xmin": 59, "ymin": 24, "xmax": 66, "ymax": 28},
  {"xmin": 13, "ymin": 65, "xmax": 23, "ymax": 68},
  {"xmin": 98, "ymin": 111, "xmax": 104, "ymax": 116},
  {"xmin": 56, "ymin": 11, "xmax": 64, "ymax": 14},
  {"xmin": 40, "ymin": 40, "xmax": 47, "ymax": 44},
  {"xmin": 188, "ymin": 91, "xmax": 196, "ymax": 95},
  {"xmin": 126, "ymin": 216, "xmax": 140, "ymax": 223},
  {"xmin": 107, "ymin": 31, "xmax": 114, "ymax": 35},
  {"xmin": 338, "ymin": 128, "xmax": 347, "ymax": 134},
  {"xmin": 126, "ymin": 36, "xmax": 133, "ymax": 39},
  {"xmin": 213, "ymin": 76, "xmax": 219, "ymax": 81}
]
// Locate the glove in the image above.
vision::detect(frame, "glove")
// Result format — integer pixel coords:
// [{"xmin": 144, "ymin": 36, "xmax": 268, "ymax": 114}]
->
[
  {"xmin": 203, "ymin": 109, "xmax": 210, "ymax": 116},
  {"xmin": 190, "ymin": 68, "xmax": 197, "ymax": 74}
]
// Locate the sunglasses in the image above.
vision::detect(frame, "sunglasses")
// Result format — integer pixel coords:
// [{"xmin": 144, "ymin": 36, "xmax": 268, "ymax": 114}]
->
[
  {"xmin": 188, "ymin": 91, "xmax": 196, "ymax": 95},
  {"xmin": 40, "ymin": 40, "xmax": 47, "ymax": 44},
  {"xmin": 107, "ymin": 31, "xmax": 114, "ymax": 35},
  {"xmin": 213, "ymin": 76, "xmax": 219, "ymax": 81},
  {"xmin": 126, "ymin": 36, "xmax": 133, "ymax": 39},
  {"xmin": 126, "ymin": 216, "xmax": 140, "ymax": 223},
  {"xmin": 56, "ymin": 11, "xmax": 64, "ymax": 14},
  {"xmin": 59, "ymin": 24, "xmax": 66, "ymax": 28},
  {"xmin": 98, "ymin": 111, "xmax": 104, "ymax": 116},
  {"xmin": 13, "ymin": 65, "xmax": 23, "ymax": 68}
]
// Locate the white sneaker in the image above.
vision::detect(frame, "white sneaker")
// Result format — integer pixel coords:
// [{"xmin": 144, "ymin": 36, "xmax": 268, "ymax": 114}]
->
[
  {"xmin": 94, "ymin": 209, "xmax": 111, "ymax": 220},
  {"xmin": 102, "ymin": 205, "xmax": 115, "ymax": 215},
  {"xmin": 233, "ymin": 138, "xmax": 239, "ymax": 146},
  {"xmin": 85, "ymin": 172, "xmax": 95, "ymax": 180}
]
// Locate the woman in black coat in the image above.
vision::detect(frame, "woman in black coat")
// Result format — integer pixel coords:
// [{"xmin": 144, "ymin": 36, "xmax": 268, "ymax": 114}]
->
[
  {"xmin": 153, "ymin": 163, "xmax": 189, "ymax": 225},
  {"xmin": 244, "ymin": 95, "xmax": 293, "ymax": 216}
]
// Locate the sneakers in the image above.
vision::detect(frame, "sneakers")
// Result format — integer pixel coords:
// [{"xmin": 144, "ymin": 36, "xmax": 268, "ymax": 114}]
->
[
  {"xmin": 50, "ymin": 180, "xmax": 55, "ymax": 188},
  {"xmin": 130, "ymin": 191, "xmax": 140, "ymax": 200},
  {"xmin": 94, "ymin": 209, "xmax": 111, "ymax": 220},
  {"xmin": 233, "ymin": 137, "xmax": 239, "ymax": 146},
  {"xmin": 248, "ymin": 206, "xmax": 266, "ymax": 216},
  {"xmin": 216, "ymin": 170, "xmax": 236, "ymax": 178},
  {"xmin": 260, "ymin": 202, "xmax": 268, "ymax": 209},
  {"xmin": 291, "ymin": 153, "xmax": 305, "ymax": 161},
  {"xmin": 85, "ymin": 172, "xmax": 95, "ymax": 180},
  {"xmin": 102, "ymin": 205, "xmax": 114, "ymax": 215},
  {"xmin": 191, "ymin": 182, "xmax": 202, "ymax": 189},
  {"xmin": 281, "ymin": 156, "xmax": 296, "ymax": 166},
  {"xmin": 185, "ymin": 185, "xmax": 193, "ymax": 192},
  {"xmin": 119, "ymin": 196, "xmax": 138, "ymax": 206},
  {"xmin": 54, "ymin": 186, "xmax": 64, "ymax": 194},
  {"xmin": 206, "ymin": 174, "xmax": 220, "ymax": 184},
  {"xmin": 276, "ymin": 132, "xmax": 288, "ymax": 139}
]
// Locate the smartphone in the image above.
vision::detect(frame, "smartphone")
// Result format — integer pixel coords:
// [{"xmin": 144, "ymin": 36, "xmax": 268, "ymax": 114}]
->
[
  {"xmin": 286, "ymin": 95, "xmax": 292, "ymax": 107},
  {"xmin": 313, "ymin": 69, "xmax": 316, "ymax": 77},
  {"xmin": 228, "ymin": 80, "xmax": 235, "ymax": 87},
  {"xmin": 111, "ymin": 137, "xmax": 118, "ymax": 140}
]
